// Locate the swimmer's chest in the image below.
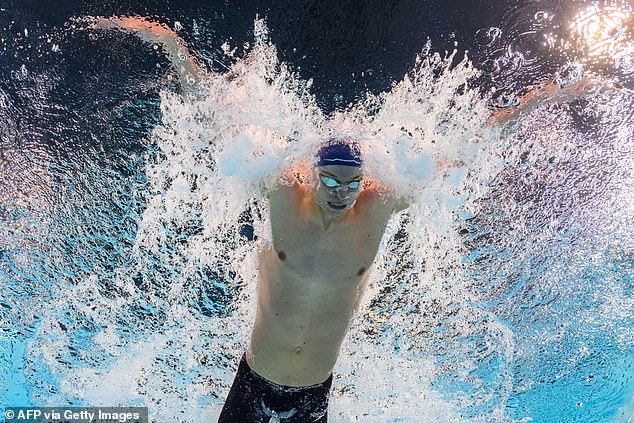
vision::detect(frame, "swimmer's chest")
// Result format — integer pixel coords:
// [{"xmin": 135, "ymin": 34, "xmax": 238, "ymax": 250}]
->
[{"xmin": 269, "ymin": 191, "xmax": 388, "ymax": 279}]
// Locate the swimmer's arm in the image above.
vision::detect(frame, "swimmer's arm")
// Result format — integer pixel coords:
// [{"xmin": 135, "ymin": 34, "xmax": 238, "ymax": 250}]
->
[
  {"xmin": 488, "ymin": 74, "xmax": 620, "ymax": 130},
  {"xmin": 363, "ymin": 180, "xmax": 410, "ymax": 213},
  {"xmin": 90, "ymin": 16, "xmax": 201, "ymax": 89}
]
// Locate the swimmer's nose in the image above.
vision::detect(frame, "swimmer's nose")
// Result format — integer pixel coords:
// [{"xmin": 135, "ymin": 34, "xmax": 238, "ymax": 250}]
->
[
  {"xmin": 331, "ymin": 186, "xmax": 346, "ymax": 195},
  {"xmin": 333, "ymin": 185, "xmax": 354, "ymax": 194},
  {"xmin": 332, "ymin": 190, "xmax": 354, "ymax": 202}
]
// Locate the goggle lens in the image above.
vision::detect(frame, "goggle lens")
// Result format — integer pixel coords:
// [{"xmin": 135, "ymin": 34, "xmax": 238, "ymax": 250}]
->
[
  {"xmin": 320, "ymin": 175, "xmax": 339, "ymax": 188},
  {"xmin": 320, "ymin": 175, "xmax": 361, "ymax": 190}
]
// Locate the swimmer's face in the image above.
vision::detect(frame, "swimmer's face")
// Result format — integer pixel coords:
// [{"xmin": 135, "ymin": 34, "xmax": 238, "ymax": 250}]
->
[{"xmin": 314, "ymin": 165, "xmax": 363, "ymax": 215}]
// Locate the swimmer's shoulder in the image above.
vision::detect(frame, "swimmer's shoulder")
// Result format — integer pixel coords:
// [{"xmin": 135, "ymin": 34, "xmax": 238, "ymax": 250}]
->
[
  {"xmin": 268, "ymin": 167, "xmax": 309, "ymax": 202},
  {"xmin": 357, "ymin": 179, "xmax": 409, "ymax": 215}
]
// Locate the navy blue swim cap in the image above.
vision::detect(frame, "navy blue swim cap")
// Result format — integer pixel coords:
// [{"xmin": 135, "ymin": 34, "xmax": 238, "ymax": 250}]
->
[{"xmin": 315, "ymin": 140, "xmax": 362, "ymax": 167}]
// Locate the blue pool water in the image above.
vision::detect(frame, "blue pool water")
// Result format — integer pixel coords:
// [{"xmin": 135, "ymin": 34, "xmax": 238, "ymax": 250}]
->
[{"xmin": 1, "ymin": 1, "xmax": 633, "ymax": 422}]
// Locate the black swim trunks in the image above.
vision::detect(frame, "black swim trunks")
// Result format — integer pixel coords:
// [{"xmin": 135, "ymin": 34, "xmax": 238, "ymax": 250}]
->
[{"xmin": 217, "ymin": 354, "xmax": 333, "ymax": 423}]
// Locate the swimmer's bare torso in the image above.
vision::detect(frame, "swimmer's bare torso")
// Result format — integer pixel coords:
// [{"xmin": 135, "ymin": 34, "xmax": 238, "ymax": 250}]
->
[{"xmin": 249, "ymin": 174, "xmax": 401, "ymax": 386}]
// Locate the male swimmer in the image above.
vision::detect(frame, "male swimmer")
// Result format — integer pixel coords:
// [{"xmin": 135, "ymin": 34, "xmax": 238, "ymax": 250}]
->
[
  {"xmin": 218, "ymin": 140, "xmax": 406, "ymax": 421},
  {"xmin": 90, "ymin": 15, "xmax": 602, "ymax": 423}
]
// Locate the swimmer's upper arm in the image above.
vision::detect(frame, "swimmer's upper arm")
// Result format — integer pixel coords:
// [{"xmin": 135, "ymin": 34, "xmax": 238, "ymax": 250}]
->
[{"xmin": 90, "ymin": 16, "xmax": 202, "ymax": 90}]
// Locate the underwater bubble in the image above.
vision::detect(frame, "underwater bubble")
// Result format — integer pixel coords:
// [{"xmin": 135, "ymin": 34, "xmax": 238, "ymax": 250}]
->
[
  {"xmin": 534, "ymin": 11, "xmax": 551, "ymax": 23},
  {"xmin": 475, "ymin": 27, "xmax": 502, "ymax": 47},
  {"xmin": 480, "ymin": 58, "xmax": 499, "ymax": 74}
]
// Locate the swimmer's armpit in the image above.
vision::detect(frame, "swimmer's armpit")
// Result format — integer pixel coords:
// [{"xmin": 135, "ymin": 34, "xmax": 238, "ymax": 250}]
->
[{"xmin": 83, "ymin": 15, "xmax": 202, "ymax": 89}]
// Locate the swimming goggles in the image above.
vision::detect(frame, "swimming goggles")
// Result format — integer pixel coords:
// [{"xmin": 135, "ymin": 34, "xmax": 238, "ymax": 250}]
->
[{"xmin": 319, "ymin": 174, "xmax": 361, "ymax": 190}]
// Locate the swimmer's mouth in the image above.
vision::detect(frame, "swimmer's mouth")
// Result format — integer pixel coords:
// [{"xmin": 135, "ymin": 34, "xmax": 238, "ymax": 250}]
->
[{"xmin": 327, "ymin": 202, "xmax": 347, "ymax": 211}]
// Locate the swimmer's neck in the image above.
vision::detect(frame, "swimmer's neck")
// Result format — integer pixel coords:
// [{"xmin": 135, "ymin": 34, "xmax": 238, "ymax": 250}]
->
[{"xmin": 310, "ymin": 197, "xmax": 350, "ymax": 231}]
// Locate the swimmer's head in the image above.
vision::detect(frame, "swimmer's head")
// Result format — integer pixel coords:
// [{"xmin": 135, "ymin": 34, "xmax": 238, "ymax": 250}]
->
[
  {"xmin": 313, "ymin": 139, "xmax": 363, "ymax": 215},
  {"xmin": 315, "ymin": 139, "xmax": 363, "ymax": 168}
]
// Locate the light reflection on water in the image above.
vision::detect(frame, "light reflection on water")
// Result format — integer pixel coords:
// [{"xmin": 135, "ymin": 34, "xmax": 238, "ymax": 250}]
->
[
  {"xmin": 571, "ymin": 2, "xmax": 633, "ymax": 68},
  {"xmin": 1, "ymin": 2, "xmax": 633, "ymax": 422}
]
